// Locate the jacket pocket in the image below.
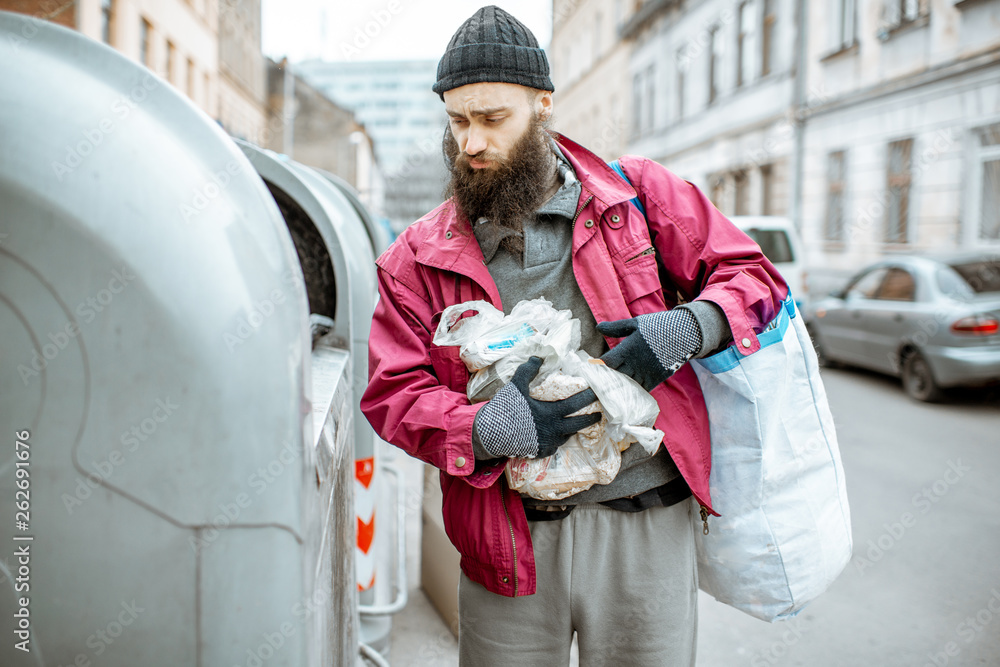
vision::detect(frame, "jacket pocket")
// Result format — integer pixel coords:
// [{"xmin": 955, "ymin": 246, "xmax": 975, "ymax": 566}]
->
[
  {"xmin": 429, "ymin": 344, "xmax": 469, "ymax": 394},
  {"xmin": 617, "ymin": 253, "xmax": 666, "ymax": 314}
]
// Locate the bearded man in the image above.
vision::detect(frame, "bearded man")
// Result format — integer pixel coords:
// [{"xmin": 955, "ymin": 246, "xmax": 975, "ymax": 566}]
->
[{"xmin": 361, "ymin": 6, "xmax": 787, "ymax": 665}]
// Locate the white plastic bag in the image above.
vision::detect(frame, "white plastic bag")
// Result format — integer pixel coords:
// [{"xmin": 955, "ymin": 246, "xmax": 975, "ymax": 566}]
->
[
  {"xmin": 433, "ymin": 298, "xmax": 580, "ymax": 402},
  {"xmin": 505, "ymin": 371, "xmax": 621, "ymax": 500},
  {"xmin": 433, "ymin": 298, "xmax": 665, "ymax": 501},
  {"xmin": 562, "ymin": 351, "xmax": 663, "ymax": 454},
  {"xmin": 690, "ymin": 295, "xmax": 852, "ymax": 622}
]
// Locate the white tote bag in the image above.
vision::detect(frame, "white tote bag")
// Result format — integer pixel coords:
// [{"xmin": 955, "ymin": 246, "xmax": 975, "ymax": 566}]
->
[{"xmin": 690, "ymin": 295, "xmax": 852, "ymax": 622}]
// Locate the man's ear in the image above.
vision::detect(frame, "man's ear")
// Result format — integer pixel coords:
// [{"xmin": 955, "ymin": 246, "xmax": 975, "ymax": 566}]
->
[{"xmin": 536, "ymin": 91, "xmax": 553, "ymax": 121}]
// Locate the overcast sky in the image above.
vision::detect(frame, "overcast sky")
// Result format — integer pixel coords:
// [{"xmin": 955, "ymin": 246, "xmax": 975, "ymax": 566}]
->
[{"xmin": 261, "ymin": 0, "xmax": 553, "ymax": 63}]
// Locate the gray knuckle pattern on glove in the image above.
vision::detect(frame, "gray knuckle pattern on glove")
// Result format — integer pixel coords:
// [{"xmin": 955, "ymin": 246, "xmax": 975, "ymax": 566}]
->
[
  {"xmin": 477, "ymin": 383, "xmax": 539, "ymax": 458},
  {"xmin": 637, "ymin": 308, "xmax": 703, "ymax": 374}
]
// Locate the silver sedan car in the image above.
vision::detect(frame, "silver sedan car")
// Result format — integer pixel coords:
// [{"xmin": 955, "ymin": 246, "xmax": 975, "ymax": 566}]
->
[{"xmin": 804, "ymin": 254, "xmax": 1000, "ymax": 401}]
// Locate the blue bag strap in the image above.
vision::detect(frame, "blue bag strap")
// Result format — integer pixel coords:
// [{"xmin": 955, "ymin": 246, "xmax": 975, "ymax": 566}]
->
[{"xmin": 608, "ymin": 159, "xmax": 646, "ymax": 218}]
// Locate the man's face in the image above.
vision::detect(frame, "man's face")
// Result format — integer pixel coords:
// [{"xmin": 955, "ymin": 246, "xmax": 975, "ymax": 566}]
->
[
  {"xmin": 443, "ymin": 82, "xmax": 552, "ymax": 169},
  {"xmin": 440, "ymin": 83, "xmax": 556, "ymax": 256}
]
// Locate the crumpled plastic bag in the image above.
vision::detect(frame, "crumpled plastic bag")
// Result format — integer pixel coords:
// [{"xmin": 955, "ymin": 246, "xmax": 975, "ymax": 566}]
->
[{"xmin": 432, "ymin": 298, "xmax": 664, "ymax": 500}]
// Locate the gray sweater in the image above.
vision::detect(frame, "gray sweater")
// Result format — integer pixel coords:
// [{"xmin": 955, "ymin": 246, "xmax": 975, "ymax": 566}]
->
[{"xmin": 471, "ymin": 143, "xmax": 731, "ymax": 506}]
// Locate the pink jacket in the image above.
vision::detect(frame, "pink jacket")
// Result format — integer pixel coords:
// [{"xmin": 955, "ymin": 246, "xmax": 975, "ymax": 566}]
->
[{"xmin": 361, "ymin": 134, "xmax": 787, "ymax": 597}]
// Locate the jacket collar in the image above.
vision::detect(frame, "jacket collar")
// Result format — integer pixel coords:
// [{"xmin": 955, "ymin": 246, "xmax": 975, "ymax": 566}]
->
[{"xmin": 551, "ymin": 133, "xmax": 639, "ymax": 212}]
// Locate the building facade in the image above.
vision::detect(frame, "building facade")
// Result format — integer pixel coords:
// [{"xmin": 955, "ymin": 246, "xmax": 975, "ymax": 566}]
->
[
  {"xmin": 551, "ymin": 0, "xmax": 1000, "ymax": 292},
  {"xmin": 549, "ymin": 0, "xmax": 633, "ymax": 160},
  {"xmin": 800, "ymin": 0, "xmax": 1000, "ymax": 283},
  {"xmin": 620, "ymin": 0, "xmax": 799, "ymax": 218},
  {"xmin": 216, "ymin": 0, "xmax": 267, "ymax": 143}
]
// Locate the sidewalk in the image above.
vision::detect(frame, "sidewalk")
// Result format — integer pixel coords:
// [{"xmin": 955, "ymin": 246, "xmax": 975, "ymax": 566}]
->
[{"xmin": 386, "ymin": 452, "xmax": 458, "ymax": 667}]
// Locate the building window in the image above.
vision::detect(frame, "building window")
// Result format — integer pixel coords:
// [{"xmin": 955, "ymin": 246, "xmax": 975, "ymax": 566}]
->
[
  {"xmin": 187, "ymin": 58, "xmax": 196, "ymax": 100},
  {"xmin": 708, "ymin": 26, "xmax": 721, "ymax": 105},
  {"xmin": 881, "ymin": 0, "xmax": 929, "ymax": 31},
  {"xmin": 761, "ymin": 0, "xmax": 776, "ymax": 76},
  {"xmin": 974, "ymin": 124, "xmax": 1000, "ymax": 242},
  {"xmin": 825, "ymin": 151, "xmax": 846, "ymax": 241},
  {"xmin": 100, "ymin": 0, "xmax": 114, "ymax": 45},
  {"xmin": 834, "ymin": 0, "xmax": 856, "ymax": 50},
  {"xmin": 761, "ymin": 164, "xmax": 774, "ymax": 216},
  {"xmin": 734, "ymin": 171, "xmax": 750, "ymax": 215},
  {"xmin": 644, "ymin": 64, "xmax": 655, "ymax": 134},
  {"xmin": 631, "ymin": 66, "xmax": 655, "ymax": 137},
  {"xmin": 676, "ymin": 47, "xmax": 686, "ymax": 121},
  {"xmin": 886, "ymin": 139, "xmax": 913, "ymax": 244},
  {"xmin": 632, "ymin": 71, "xmax": 643, "ymax": 137},
  {"xmin": 737, "ymin": 1, "xmax": 756, "ymax": 88},
  {"xmin": 593, "ymin": 12, "xmax": 602, "ymax": 63},
  {"xmin": 710, "ymin": 175, "xmax": 727, "ymax": 211},
  {"xmin": 140, "ymin": 17, "xmax": 151, "ymax": 66},
  {"xmin": 165, "ymin": 40, "xmax": 176, "ymax": 83}
]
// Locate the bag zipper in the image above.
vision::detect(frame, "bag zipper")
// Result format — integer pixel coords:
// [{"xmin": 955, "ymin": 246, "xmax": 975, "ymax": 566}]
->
[
  {"xmin": 699, "ymin": 505, "xmax": 711, "ymax": 535},
  {"xmin": 500, "ymin": 483, "xmax": 518, "ymax": 595}
]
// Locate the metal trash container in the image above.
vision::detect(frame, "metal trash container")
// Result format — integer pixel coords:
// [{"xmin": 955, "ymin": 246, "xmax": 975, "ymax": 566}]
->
[
  {"xmin": 235, "ymin": 142, "xmax": 406, "ymax": 661},
  {"xmin": 0, "ymin": 11, "xmax": 378, "ymax": 666}
]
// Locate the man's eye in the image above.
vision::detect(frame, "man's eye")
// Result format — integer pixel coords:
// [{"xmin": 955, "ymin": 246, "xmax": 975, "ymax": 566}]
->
[
  {"xmin": 486, "ymin": 117, "xmax": 504, "ymax": 124},
  {"xmin": 450, "ymin": 117, "xmax": 468, "ymax": 126}
]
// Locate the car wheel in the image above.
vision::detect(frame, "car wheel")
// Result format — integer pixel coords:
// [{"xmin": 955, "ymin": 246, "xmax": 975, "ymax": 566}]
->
[
  {"xmin": 806, "ymin": 324, "xmax": 838, "ymax": 369},
  {"xmin": 902, "ymin": 351, "xmax": 944, "ymax": 402}
]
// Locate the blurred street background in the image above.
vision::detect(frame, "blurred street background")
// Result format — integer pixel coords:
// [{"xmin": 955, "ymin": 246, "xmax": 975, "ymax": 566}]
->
[{"xmin": 3, "ymin": 0, "xmax": 999, "ymax": 665}]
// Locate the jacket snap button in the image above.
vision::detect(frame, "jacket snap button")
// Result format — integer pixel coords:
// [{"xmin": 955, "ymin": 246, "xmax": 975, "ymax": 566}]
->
[
  {"xmin": 501, "ymin": 576, "xmax": 509, "ymax": 583},
  {"xmin": 455, "ymin": 456, "xmax": 466, "ymax": 468},
  {"xmin": 741, "ymin": 337, "xmax": 752, "ymax": 348},
  {"xmin": 611, "ymin": 214, "xmax": 620, "ymax": 223},
  {"xmin": 445, "ymin": 231, "xmax": 453, "ymax": 239},
  {"xmin": 584, "ymin": 219, "xmax": 594, "ymax": 228}
]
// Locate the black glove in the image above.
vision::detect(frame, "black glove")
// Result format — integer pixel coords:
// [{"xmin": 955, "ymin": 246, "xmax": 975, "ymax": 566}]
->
[
  {"xmin": 596, "ymin": 308, "xmax": 703, "ymax": 391},
  {"xmin": 474, "ymin": 356, "xmax": 602, "ymax": 459}
]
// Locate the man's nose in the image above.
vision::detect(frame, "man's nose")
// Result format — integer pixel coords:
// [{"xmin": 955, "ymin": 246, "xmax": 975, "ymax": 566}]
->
[{"xmin": 465, "ymin": 125, "xmax": 487, "ymax": 156}]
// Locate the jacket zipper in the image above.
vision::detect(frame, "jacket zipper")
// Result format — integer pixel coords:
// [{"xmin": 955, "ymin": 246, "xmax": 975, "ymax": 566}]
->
[
  {"xmin": 500, "ymin": 483, "xmax": 518, "ymax": 596},
  {"xmin": 570, "ymin": 195, "xmax": 594, "ymax": 231},
  {"xmin": 699, "ymin": 505, "xmax": 711, "ymax": 535},
  {"xmin": 625, "ymin": 247, "xmax": 655, "ymax": 263}
]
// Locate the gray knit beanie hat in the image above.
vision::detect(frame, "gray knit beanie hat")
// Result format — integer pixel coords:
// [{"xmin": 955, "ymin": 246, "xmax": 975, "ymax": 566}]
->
[{"xmin": 432, "ymin": 5, "xmax": 554, "ymax": 99}]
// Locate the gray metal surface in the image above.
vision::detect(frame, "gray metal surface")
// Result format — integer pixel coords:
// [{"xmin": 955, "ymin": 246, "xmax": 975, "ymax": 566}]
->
[
  {"xmin": 0, "ymin": 12, "xmax": 361, "ymax": 666},
  {"xmin": 234, "ymin": 142, "xmax": 378, "ymax": 455}
]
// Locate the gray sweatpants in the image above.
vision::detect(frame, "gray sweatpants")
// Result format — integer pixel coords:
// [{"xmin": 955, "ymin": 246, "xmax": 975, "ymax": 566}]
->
[{"xmin": 458, "ymin": 501, "xmax": 698, "ymax": 667}]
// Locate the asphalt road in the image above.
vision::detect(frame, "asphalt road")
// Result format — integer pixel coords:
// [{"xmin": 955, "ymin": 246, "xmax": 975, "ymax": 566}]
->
[{"xmin": 696, "ymin": 367, "xmax": 1000, "ymax": 667}]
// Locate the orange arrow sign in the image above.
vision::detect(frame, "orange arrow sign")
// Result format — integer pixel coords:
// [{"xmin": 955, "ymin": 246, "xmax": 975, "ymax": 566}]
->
[
  {"xmin": 357, "ymin": 512, "xmax": 376, "ymax": 555},
  {"xmin": 355, "ymin": 457, "xmax": 375, "ymax": 489}
]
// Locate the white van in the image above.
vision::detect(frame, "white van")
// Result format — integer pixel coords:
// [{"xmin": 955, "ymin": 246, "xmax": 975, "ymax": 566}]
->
[{"xmin": 730, "ymin": 216, "xmax": 806, "ymax": 308}]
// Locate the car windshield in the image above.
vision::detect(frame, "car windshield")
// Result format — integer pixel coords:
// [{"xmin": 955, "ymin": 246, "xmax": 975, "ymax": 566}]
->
[
  {"xmin": 948, "ymin": 260, "xmax": 1000, "ymax": 294},
  {"xmin": 744, "ymin": 229, "xmax": 794, "ymax": 264}
]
